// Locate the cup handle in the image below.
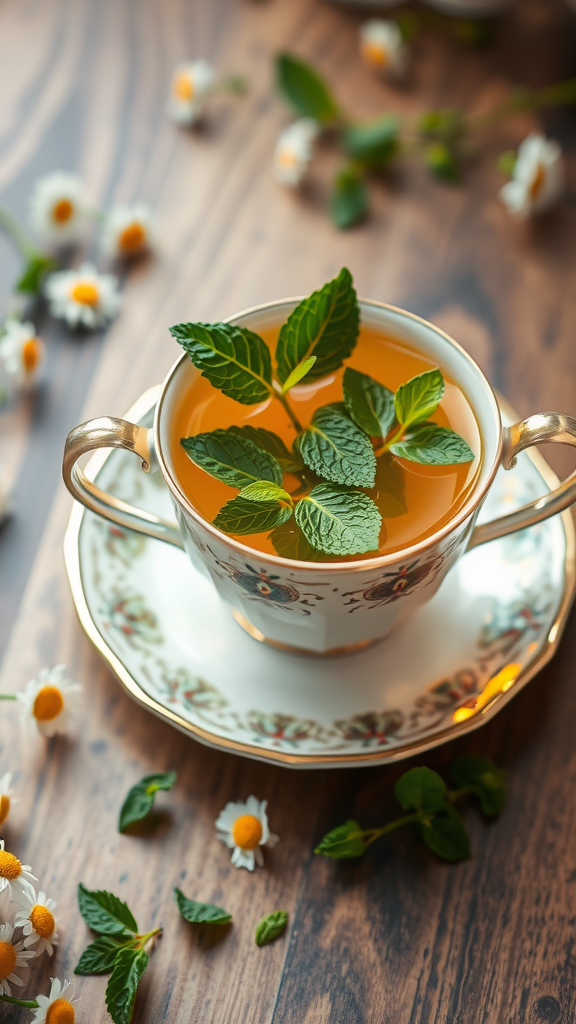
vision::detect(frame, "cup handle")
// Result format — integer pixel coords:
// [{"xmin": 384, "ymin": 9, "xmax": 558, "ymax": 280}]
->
[
  {"xmin": 62, "ymin": 416, "xmax": 184, "ymax": 549},
  {"xmin": 468, "ymin": 412, "xmax": 576, "ymax": 549}
]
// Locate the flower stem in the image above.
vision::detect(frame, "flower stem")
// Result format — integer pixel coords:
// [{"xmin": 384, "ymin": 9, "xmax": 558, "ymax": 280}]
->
[
  {"xmin": 274, "ymin": 388, "xmax": 303, "ymax": 434},
  {"xmin": 0, "ymin": 995, "xmax": 39, "ymax": 1008},
  {"xmin": 0, "ymin": 694, "xmax": 17, "ymax": 700},
  {"xmin": 0, "ymin": 205, "xmax": 37, "ymax": 259},
  {"xmin": 136, "ymin": 926, "xmax": 163, "ymax": 950}
]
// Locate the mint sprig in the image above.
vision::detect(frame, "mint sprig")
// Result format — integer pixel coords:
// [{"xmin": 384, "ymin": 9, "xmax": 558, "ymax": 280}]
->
[
  {"xmin": 174, "ymin": 888, "xmax": 232, "ymax": 925},
  {"xmin": 169, "ymin": 322, "xmax": 274, "ymax": 405},
  {"xmin": 390, "ymin": 424, "xmax": 475, "ymax": 464},
  {"xmin": 343, "ymin": 367, "xmax": 395, "ymax": 439},
  {"xmin": 394, "ymin": 368, "xmax": 445, "ymax": 428},
  {"xmin": 106, "ymin": 947, "xmax": 149, "ymax": 1024},
  {"xmin": 297, "ymin": 404, "xmax": 377, "ymax": 488},
  {"xmin": 181, "ymin": 429, "xmax": 283, "ymax": 488},
  {"xmin": 214, "ymin": 496, "xmax": 292, "ymax": 535},
  {"xmin": 276, "ymin": 52, "xmax": 340, "ymax": 124},
  {"xmin": 229, "ymin": 425, "xmax": 303, "ymax": 473},
  {"xmin": 294, "ymin": 484, "xmax": 381, "ymax": 556},
  {"xmin": 118, "ymin": 771, "xmax": 177, "ymax": 833}
]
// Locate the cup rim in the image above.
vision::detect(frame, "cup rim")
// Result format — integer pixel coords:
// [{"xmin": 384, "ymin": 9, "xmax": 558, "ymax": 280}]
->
[{"xmin": 154, "ymin": 296, "xmax": 503, "ymax": 573}]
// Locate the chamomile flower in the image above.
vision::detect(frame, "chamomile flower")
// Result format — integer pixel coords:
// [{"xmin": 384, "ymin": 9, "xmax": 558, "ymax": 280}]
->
[
  {"xmin": 0, "ymin": 921, "xmax": 35, "ymax": 996},
  {"xmin": 0, "ymin": 318, "xmax": 44, "ymax": 392},
  {"xmin": 44, "ymin": 263, "xmax": 121, "ymax": 330},
  {"xmin": 359, "ymin": 20, "xmax": 408, "ymax": 78},
  {"xmin": 216, "ymin": 795, "xmax": 279, "ymax": 871},
  {"xmin": 31, "ymin": 978, "xmax": 77, "ymax": 1023},
  {"xmin": 29, "ymin": 172, "xmax": 86, "ymax": 246},
  {"xmin": 101, "ymin": 203, "xmax": 154, "ymax": 259},
  {"xmin": 499, "ymin": 134, "xmax": 564, "ymax": 219},
  {"xmin": 273, "ymin": 119, "xmax": 319, "ymax": 187},
  {"xmin": 167, "ymin": 60, "xmax": 215, "ymax": 125},
  {"xmin": 17, "ymin": 664, "xmax": 81, "ymax": 738},
  {"xmin": 13, "ymin": 890, "xmax": 59, "ymax": 956},
  {"xmin": 0, "ymin": 773, "xmax": 15, "ymax": 829},
  {"xmin": 0, "ymin": 842, "xmax": 36, "ymax": 906}
]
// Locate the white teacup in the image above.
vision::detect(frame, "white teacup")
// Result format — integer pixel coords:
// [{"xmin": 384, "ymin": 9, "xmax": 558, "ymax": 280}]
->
[{"xmin": 63, "ymin": 299, "xmax": 576, "ymax": 655}]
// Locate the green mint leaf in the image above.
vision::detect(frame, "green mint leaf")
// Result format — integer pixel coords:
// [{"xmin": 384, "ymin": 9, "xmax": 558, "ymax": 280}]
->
[
  {"xmin": 174, "ymin": 888, "xmax": 232, "ymax": 925},
  {"xmin": 269, "ymin": 520, "xmax": 326, "ymax": 562},
  {"xmin": 214, "ymin": 496, "xmax": 292, "ymax": 535},
  {"xmin": 118, "ymin": 771, "xmax": 177, "ymax": 833},
  {"xmin": 75, "ymin": 936, "xmax": 129, "ymax": 975},
  {"xmin": 295, "ymin": 484, "xmax": 381, "ymax": 556},
  {"xmin": 77, "ymin": 884, "xmax": 138, "ymax": 937},
  {"xmin": 394, "ymin": 767, "xmax": 447, "ymax": 816},
  {"xmin": 420, "ymin": 806, "xmax": 471, "ymax": 862},
  {"xmin": 229, "ymin": 426, "xmax": 303, "ymax": 473},
  {"xmin": 314, "ymin": 819, "xmax": 368, "ymax": 859},
  {"xmin": 169, "ymin": 322, "xmax": 273, "ymax": 405},
  {"xmin": 394, "ymin": 369, "xmax": 445, "ymax": 428},
  {"xmin": 343, "ymin": 115, "xmax": 399, "ymax": 168},
  {"xmin": 418, "ymin": 108, "xmax": 463, "ymax": 143},
  {"xmin": 240, "ymin": 481, "xmax": 293, "ymax": 504},
  {"xmin": 425, "ymin": 142, "xmax": 460, "ymax": 182},
  {"xmin": 105, "ymin": 947, "xmax": 149, "ymax": 1024},
  {"xmin": 275, "ymin": 267, "xmax": 359, "ymax": 385},
  {"xmin": 275, "ymin": 52, "xmax": 340, "ymax": 124},
  {"xmin": 390, "ymin": 424, "xmax": 474, "ymax": 465},
  {"xmin": 181, "ymin": 429, "xmax": 283, "ymax": 488},
  {"xmin": 255, "ymin": 911, "xmax": 288, "ymax": 947},
  {"xmin": 297, "ymin": 405, "xmax": 376, "ymax": 487},
  {"xmin": 375, "ymin": 453, "xmax": 407, "ymax": 518},
  {"xmin": 342, "ymin": 367, "xmax": 395, "ymax": 438},
  {"xmin": 330, "ymin": 166, "xmax": 369, "ymax": 229},
  {"xmin": 281, "ymin": 355, "xmax": 317, "ymax": 393},
  {"xmin": 16, "ymin": 253, "xmax": 55, "ymax": 295},
  {"xmin": 450, "ymin": 755, "xmax": 506, "ymax": 817}
]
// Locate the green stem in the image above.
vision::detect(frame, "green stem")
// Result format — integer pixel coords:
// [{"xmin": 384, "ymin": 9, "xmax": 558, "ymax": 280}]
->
[
  {"xmin": 0, "ymin": 995, "xmax": 39, "ymax": 1008},
  {"xmin": 0, "ymin": 205, "xmax": 37, "ymax": 259},
  {"xmin": 379, "ymin": 423, "xmax": 405, "ymax": 454},
  {"xmin": 364, "ymin": 812, "xmax": 420, "ymax": 845},
  {"xmin": 0, "ymin": 694, "xmax": 17, "ymax": 700},
  {"xmin": 464, "ymin": 76, "xmax": 576, "ymax": 133},
  {"xmin": 136, "ymin": 926, "xmax": 163, "ymax": 949},
  {"xmin": 274, "ymin": 389, "xmax": 303, "ymax": 434},
  {"xmin": 447, "ymin": 786, "xmax": 472, "ymax": 804}
]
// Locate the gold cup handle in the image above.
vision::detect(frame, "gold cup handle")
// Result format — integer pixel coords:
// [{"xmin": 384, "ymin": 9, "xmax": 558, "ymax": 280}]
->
[
  {"xmin": 469, "ymin": 412, "xmax": 576, "ymax": 549},
  {"xmin": 62, "ymin": 416, "xmax": 184, "ymax": 549}
]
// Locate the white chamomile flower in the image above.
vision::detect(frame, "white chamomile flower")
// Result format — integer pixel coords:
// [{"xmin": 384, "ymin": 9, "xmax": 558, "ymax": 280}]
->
[
  {"xmin": 215, "ymin": 795, "xmax": 279, "ymax": 872},
  {"xmin": 0, "ymin": 842, "xmax": 36, "ymax": 906},
  {"xmin": 32, "ymin": 978, "xmax": 77, "ymax": 1023},
  {"xmin": 499, "ymin": 133, "xmax": 564, "ymax": 219},
  {"xmin": 101, "ymin": 203, "xmax": 154, "ymax": 259},
  {"xmin": 29, "ymin": 172, "xmax": 86, "ymax": 246},
  {"xmin": 44, "ymin": 263, "xmax": 121, "ymax": 330},
  {"xmin": 0, "ymin": 921, "xmax": 35, "ymax": 997},
  {"xmin": 17, "ymin": 664, "xmax": 81, "ymax": 738},
  {"xmin": 167, "ymin": 60, "xmax": 215, "ymax": 125},
  {"xmin": 0, "ymin": 318, "xmax": 44, "ymax": 392},
  {"xmin": 13, "ymin": 889, "xmax": 59, "ymax": 956},
  {"xmin": 273, "ymin": 119, "xmax": 319, "ymax": 188},
  {"xmin": 359, "ymin": 20, "xmax": 408, "ymax": 78},
  {"xmin": 0, "ymin": 773, "xmax": 15, "ymax": 829}
]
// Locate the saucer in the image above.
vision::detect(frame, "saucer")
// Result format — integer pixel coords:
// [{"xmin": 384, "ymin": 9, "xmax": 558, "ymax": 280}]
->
[{"xmin": 64, "ymin": 387, "xmax": 576, "ymax": 769}]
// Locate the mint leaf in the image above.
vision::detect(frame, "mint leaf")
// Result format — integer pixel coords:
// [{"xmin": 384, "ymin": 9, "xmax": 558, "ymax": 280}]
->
[
  {"xmin": 275, "ymin": 268, "xmax": 359, "ymax": 385},
  {"xmin": 16, "ymin": 252, "xmax": 55, "ymax": 294},
  {"xmin": 75, "ymin": 936, "xmax": 129, "ymax": 975},
  {"xmin": 420, "ymin": 806, "xmax": 471, "ymax": 862},
  {"xmin": 269, "ymin": 520, "xmax": 325, "ymax": 562},
  {"xmin": 343, "ymin": 368, "xmax": 395, "ymax": 438},
  {"xmin": 214, "ymin": 496, "xmax": 292, "ymax": 535},
  {"xmin": 314, "ymin": 819, "xmax": 368, "ymax": 859},
  {"xmin": 174, "ymin": 888, "xmax": 232, "ymax": 925},
  {"xmin": 281, "ymin": 355, "xmax": 317, "ymax": 393},
  {"xmin": 394, "ymin": 369, "xmax": 445, "ymax": 428},
  {"xmin": 118, "ymin": 771, "xmax": 177, "ymax": 833},
  {"xmin": 375, "ymin": 454, "xmax": 407, "ymax": 518},
  {"xmin": 106, "ymin": 947, "xmax": 149, "ymax": 1024},
  {"xmin": 275, "ymin": 52, "xmax": 340, "ymax": 124},
  {"xmin": 78, "ymin": 884, "xmax": 138, "ymax": 937},
  {"xmin": 181, "ymin": 429, "xmax": 283, "ymax": 488},
  {"xmin": 240, "ymin": 481, "xmax": 293, "ymax": 504},
  {"xmin": 330, "ymin": 166, "xmax": 369, "ymax": 229},
  {"xmin": 295, "ymin": 484, "xmax": 381, "ymax": 556},
  {"xmin": 297, "ymin": 405, "xmax": 376, "ymax": 487},
  {"xmin": 343, "ymin": 115, "xmax": 399, "ymax": 168},
  {"xmin": 255, "ymin": 911, "xmax": 288, "ymax": 947},
  {"xmin": 229, "ymin": 426, "xmax": 303, "ymax": 473},
  {"xmin": 424, "ymin": 143, "xmax": 459, "ymax": 182},
  {"xmin": 450, "ymin": 755, "xmax": 506, "ymax": 816},
  {"xmin": 394, "ymin": 767, "xmax": 447, "ymax": 815},
  {"xmin": 170, "ymin": 322, "xmax": 273, "ymax": 405},
  {"xmin": 390, "ymin": 424, "xmax": 474, "ymax": 465}
]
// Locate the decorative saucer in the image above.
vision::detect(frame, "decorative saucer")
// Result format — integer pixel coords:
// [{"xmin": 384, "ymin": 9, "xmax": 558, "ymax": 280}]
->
[{"xmin": 64, "ymin": 387, "xmax": 575, "ymax": 769}]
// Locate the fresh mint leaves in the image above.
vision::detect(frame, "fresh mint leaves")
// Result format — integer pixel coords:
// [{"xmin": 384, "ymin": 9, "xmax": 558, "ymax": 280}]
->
[
  {"xmin": 343, "ymin": 367, "xmax": 395, "ymax": 438},
  {"xmin": 294, "ymin": 484, "xmax": 381, "ymax": 556},
  {"xmin": 281, "ymin": 354, "xmax": 317, "ymax": 392},
  {"xmin": 275, "ymin": 52, "xmax": 340, "ymax": 125},
  {"xmin": 213, "ymin": 496, "xmax": 292, "ymax": 535},
  {"xmin": 118, "ymin": 771, "xmax": 177, "ymax": 833},
  {"xmin": 181, "ymin": 429, "xmax": 283, "ymax": 488},
  {"xmin": 229, "ymin": 425, "xmax": 303, "ymax": 473},
  {"xmin": 77, "ymin": 884, "xmax": 138, "ymax": 937},
  {"xmin": 390, "ymin": 424, "xmax": 475, "ymax": 464},
  {"xmin": 240, "ymin": 481, "xmax": 293, "ymax": 504},
  {"xmin": 314, "ymin": 819, "xmax": 369, "ymax": 859},
  {"xmin": 343, "ymin": 115, "xmax": 399, "ymax": 168},
  {"xmin": 174, "ymin": 888, "xmax": 232, "ymax": 925},
  {"xmin": 169, "ymin": 322, "xmax": 273, "ymax": 405},
  {"xmin": 255, "ymin": 910, "xmax": 288, "ymax": 947},
  {"xmin": 106, "ymin": 947, "xmax": 149, "ymax": 1024},
  {"xmin": 297, "ymin": 405, "xmax": 377, "ymax": 487},
  {"xmin": 394, "ymin": 368, "xmax": 445, "ymax": 428},
  {"xmin": 75, "ymin": 936, "xmax": 128, "ymax": 975}
]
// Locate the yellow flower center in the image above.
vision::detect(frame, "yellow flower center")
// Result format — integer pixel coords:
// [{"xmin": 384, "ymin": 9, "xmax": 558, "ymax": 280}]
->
[
  {"xmin": 30, "ymin": 904, "xmax": 55, "ymax": 938},
  {"xmin": 361, "ymin": 40, "xmax": 389, "ymax": 68},
  {"xmin": 33, "ymin": 685, "xmax": 64, "ymax": 722},
  {"xmin": 71, "ymin": 282, "xmax": 99, "ymax": 307},
  {"xmin": 277, "ymin": 148, "xmax": 299, "ymax": 169},
  {"xmin": 0, "ymin": 941, "xmax": 16, "ymax": 980},
  {"xmin": 231, "ymin": 814, "xmax": 263, "ymax": 850},
  {"xmin": 52, "ymin": 199, "xmax": 74, "ymax": 224},
  {"xmin": 529, "ymin": 162, "xmax": 546, "ymax": 201},
  {"xmin": 22, "ymin": 337, "xmax": 42, "ymax": 373},
  {"xmin": 173, "ymin": 72, "xmax": 194, "ymax": 101},
  {"xmin": 46, "ymin": 1000, "xmax": 75, "ymax": 1024},
  {"xmin": 0, "ymin": 795, "xmax": 10, "ymax": 826},
  {"xmin": 118, "ymin": 222, "xmax": 146, "ymax": 253},
  {"xmin": 0, "ymin": 850, "xmax": 22, "ymax": 880}
]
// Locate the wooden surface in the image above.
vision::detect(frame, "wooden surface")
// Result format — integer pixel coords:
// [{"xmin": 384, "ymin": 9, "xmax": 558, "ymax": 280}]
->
[{"xmin": 1, "ymin": 0, "xmax": 576, "ymax": 1021}]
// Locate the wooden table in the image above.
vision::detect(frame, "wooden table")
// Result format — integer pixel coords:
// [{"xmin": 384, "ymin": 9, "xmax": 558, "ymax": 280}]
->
[{"xmin": 1, "ymin": 0, "xmax": 575, "ymax": 1020}]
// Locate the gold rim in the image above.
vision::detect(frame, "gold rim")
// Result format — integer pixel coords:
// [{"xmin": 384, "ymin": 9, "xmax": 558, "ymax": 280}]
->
[{"xmin": 63, "ymin": 388, "xmax": 576, "ymax": 768}]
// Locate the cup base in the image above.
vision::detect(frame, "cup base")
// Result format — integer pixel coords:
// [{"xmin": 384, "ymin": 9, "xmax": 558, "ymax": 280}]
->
[{"xmin": 230, "ymin": 609, "xmax": 382, "ymax": 658}]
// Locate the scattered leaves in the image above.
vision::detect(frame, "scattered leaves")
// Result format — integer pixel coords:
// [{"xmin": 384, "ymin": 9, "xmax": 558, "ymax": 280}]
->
[
  {"xmin": 255, "ymin": 910, "xmax": 288, "ymax": 946},
  {"xmin": 174, "ymin": 888, "xmax": 232, "ymax": 925},
  {"xmin": 118, "ymin": 771, "xmax": 177, "ymax": 833}
]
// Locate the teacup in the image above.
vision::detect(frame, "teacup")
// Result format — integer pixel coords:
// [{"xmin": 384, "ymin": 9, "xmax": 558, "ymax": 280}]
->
[{"xmin": 63, "ymin": 299, "xmax": 576, "ymax": 655}]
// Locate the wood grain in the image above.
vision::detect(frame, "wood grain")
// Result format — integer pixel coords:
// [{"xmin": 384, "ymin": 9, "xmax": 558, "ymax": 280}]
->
[{"xmin": 1, "ymin": 0, "xmax": 576, "ymax": 1021}]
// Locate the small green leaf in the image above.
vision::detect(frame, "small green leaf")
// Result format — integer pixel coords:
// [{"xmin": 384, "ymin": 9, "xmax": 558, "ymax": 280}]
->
[
  {"xmin": 394, "ymin": 369, "xmax": 445, "ymax": 428},
  {"xmin": 420, "ymin": 806, "xmax": 471, "ymax": 862},
  {"xmin": 16, "ymin": 252, "xmax": 55, "ymax": 295},
  {"xmin": 275, "ymin": 267, "xmax": 359, "ymax": 385},
  {"xmin": 75, "ymin": 936, "xmax": 129, "ymax": 975},
  {"xmin": 295, "ymin": 484, "xmax": 381, "ymax": 556},
  {"xmin": 394, "ymin": 767, "xmax": 447, "ymax": 815},
  {"xmin": 275, "ymin": 52, "xmax": 340, "ymax": 124},
  {"xmin": 425, "ymin": 142, "xmax": 459, "ymax": 182},
  {"xmin": 214, "ymin": 496, "xmax": 292, "ymax": 535},
  {"xmin": 314, "ymin": 819, "xmax": 368, "ymax": 859},
  {"xmin": 418, "ymin": 108, "xmax": 463, "ymax": 143},
  {"xmin": 343, "ymin": 116, "xmax": 399, "ymax": 168},
  {"xmin": 497, "ymin": 149, "xmax": 517, "ymax": 177},
  {"xmin": 269, "ymin": 520, "xmax": 325, "ymax": 562},
  {"xmin": 118, "ymin": 771, "xmax": 177, "ymax": 833},
  {"xmin": 330, "ymin": 166, "xmax": 369, "ymax": 229},
  {"xmin": 391, "ymin": 424, "xmax": 474, "ymax": 465},
  {"xmin": 174, "ymin": 888, "xmax": 232, "ymax": 925},
  {"xmin": 297, "ymin": 405, "xmax": 376, "ymax": 487},
  {"xmin": 255, "ymin": 911, "xmax": 288, "ymax": 947},
  {"xmin": 342, "ymin": 367, "xmax": 395, "ymax": 438},
  {"xmin": 229, "ymin": 426, "xmax": 303, "ymax": 473},
  {"xmin": 281, "ymin": 355, "xmax": 317, "ymax": 392},
  {"xmin": 105, "ymin": 947, "xmax": 149, "ymax": 1024},
  {"xmin": 170, "ymin": 322, "xmax": 273, "ymax": 405},
  {"xmin": 240, "ymin": 481, "xmax": 293, "ymax": 504},
  {"xmin": 77, "ymin": 884, "xmax": 138, "ymax": 937},
  {"xmin": 451, "ymin": 755, "xmax": 506, "ymax": 816},
  {"xmin": 374, "ymin": 453, "xmax": 407, "ymax": 518},
  {"xmin": 181, "ymin": 429, "xmax": 283, "ymax": 488}
]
